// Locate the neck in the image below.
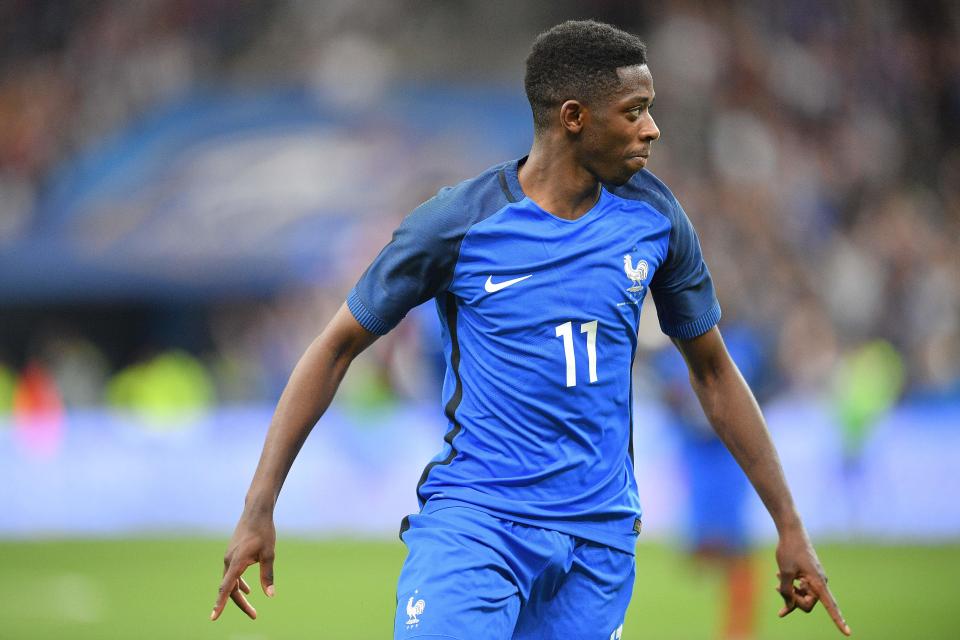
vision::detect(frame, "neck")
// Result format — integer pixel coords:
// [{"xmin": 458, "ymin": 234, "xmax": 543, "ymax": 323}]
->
[{"xmin": 518, "ymin": 137, "xmax": 601, "ymax": 220}]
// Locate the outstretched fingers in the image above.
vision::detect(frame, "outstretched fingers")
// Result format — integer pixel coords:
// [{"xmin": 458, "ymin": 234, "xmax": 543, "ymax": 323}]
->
[
  {"xmin": 211, "ymin": 558, "xmax": 257, "ymax": 621},
  {"xmin": 810, "ymin": 577, "xmax": 852, "ymax": 636},
  {"xmin": 230, "ymin": 581, "xmax": 258, "ymax": 619}
]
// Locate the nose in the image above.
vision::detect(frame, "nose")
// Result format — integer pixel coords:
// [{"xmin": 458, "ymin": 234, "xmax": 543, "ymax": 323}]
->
[{"xmin": 640, "ymin": 112, "xmax": 660, "ymax": 142}]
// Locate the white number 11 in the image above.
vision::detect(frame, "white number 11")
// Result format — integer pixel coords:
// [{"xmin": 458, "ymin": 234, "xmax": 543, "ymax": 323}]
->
[{"xmin": 554, "ymin": 320, "xmax": 599, "ymax": 387}]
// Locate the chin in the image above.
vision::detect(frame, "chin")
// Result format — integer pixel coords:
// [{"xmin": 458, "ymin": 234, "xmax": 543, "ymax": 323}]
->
[{"xmin": 604, "ymin": 169, "xmax": 639, "ymax": 186}]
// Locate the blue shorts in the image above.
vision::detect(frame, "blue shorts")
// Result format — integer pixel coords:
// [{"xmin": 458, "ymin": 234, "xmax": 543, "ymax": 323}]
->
[{"xmin": 394, "ymin": 502, "xmax": 635, "ymax": 639}]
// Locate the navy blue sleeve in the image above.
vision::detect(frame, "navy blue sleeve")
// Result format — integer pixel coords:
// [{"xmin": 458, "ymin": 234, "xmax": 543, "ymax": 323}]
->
[
  {"xmin": 648, "ymin": 188, "xmax": 721, "ymax": 339},
  {"xmin": 347, "ymin": 191, "xmax": 465, "ymax": 335}
]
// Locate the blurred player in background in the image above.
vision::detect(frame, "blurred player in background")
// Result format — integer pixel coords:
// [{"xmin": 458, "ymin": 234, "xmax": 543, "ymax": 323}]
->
[
  {"xmin": 212, "ymin": 20, "xmax": 850, "ymax": 638},
  {"xmin": 654, "ymin": 325, "xmax": 769, "ymax": 640}
]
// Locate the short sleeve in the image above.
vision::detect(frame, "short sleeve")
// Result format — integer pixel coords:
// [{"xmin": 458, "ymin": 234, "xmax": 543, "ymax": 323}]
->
[
  {"xmin": 650, "ymin": 196, "xmax": 721, "ymax": 339},
  {"xmin": 348, "ymin": 195, "xmax": 463, "ymax": 335}
]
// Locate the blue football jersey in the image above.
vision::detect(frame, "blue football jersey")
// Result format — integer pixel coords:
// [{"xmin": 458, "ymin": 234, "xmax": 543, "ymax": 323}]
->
[{"xmin": 348, "ymin": 158, "xmax": 720, "ymax": 552}]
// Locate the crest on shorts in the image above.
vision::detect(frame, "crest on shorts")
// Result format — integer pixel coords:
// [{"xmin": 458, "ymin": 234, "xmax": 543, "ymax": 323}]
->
[{"xmin": 405, "ymin": 590, "xmax": 426, "ymax": 626}]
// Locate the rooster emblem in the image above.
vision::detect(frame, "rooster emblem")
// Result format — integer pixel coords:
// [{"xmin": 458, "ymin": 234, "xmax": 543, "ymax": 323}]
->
[
  {"xmin": 406, "ymin": 594, "xmax": 426, "ymax": 625},
  {"xmin": 623, "ymin": 255, "xmax": 648, "ymax": 292}
]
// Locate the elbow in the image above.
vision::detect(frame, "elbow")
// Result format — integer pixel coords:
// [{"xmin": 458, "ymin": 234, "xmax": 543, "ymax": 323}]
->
[
  {"xmin": 318, "ymin": 326, "xmax": 375, "ymax": 373},
  {"xmin": 688, "ymin": 354, "xmax": 727, "ymax": 390},
  {"xmin": 688, "ymin": 355, "xmax": 742, "ymax": 420}
]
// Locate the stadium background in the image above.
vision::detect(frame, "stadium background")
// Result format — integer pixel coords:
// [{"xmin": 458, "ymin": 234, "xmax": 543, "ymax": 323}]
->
[{"xmin": 1, "ymin": 1, "xmax": 958, "ymax": 638}]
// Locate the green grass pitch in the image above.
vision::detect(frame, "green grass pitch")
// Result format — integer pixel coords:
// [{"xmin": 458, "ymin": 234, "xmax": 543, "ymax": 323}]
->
[{"xmin": 0, "ymin": 539, "xmax": 955, "ymax": 639}]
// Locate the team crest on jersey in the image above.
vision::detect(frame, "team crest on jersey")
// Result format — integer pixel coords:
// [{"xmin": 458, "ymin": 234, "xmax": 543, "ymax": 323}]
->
[
  {"xmin": 623, "ymin": 254, "xmax": 649, "ymax": 293},
  {"xmin": 405, "ymin": 590, "xmax": 425, "ymax": 626}
]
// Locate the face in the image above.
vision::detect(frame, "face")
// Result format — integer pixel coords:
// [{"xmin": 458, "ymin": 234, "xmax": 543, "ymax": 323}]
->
[{"xmin": 576, "ymin": 64, "xmax": 660, "ymax": 185}]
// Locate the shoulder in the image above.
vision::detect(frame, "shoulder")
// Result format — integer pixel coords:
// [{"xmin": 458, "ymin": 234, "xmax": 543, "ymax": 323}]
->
[
  {"xmin": 403, "ymin": 161, "xmax": 514, "ymax": 239},
  {"xmin": 606, "ymin": 169, "xmax": 682, "ymax": 224}
]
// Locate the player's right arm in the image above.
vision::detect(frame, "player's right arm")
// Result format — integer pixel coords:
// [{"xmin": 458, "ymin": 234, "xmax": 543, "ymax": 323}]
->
[
  {"xmin": 211, "ymin": 303, "xmax": 378, "ymax": 621},
  {"xmin": 210, "ymin": 182, "xmax": 468, "ymax": 620}
]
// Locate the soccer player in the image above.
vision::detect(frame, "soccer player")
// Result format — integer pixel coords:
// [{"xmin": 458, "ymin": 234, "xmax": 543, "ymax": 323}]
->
[
  {"xmin": 212, "ymin": 20, "xmax": 851, "ymax": 639},
  {"xmin": 655, "ymin": 326, "xmax": 767, "ymax": 640}
]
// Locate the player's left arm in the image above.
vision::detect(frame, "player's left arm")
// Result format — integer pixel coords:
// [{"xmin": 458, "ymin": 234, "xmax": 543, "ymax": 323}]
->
[{"xmin": 673, "ymin": 326, "xmax": 852, "ymax": 636}]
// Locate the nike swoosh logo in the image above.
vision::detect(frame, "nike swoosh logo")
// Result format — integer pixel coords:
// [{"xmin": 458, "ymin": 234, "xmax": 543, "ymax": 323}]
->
[{"xmin": 484, "ymin": 274, "xmax": 533, "ymax": 293}]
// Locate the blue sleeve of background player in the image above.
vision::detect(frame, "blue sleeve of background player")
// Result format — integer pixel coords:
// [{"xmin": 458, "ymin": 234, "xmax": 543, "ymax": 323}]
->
[
  {"xmin": 347, "ymin": 193, "xmax": 463, "ymax": 335},
  {"xmin": 649, "ymin": 193, "xmax": 721, "ymax": 340}
]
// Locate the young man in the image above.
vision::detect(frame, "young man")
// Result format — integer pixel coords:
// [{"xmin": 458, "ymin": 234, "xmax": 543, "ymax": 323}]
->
[{"xmin": 212, "ymin": 20, "xmax": 851, "ymax": 639}]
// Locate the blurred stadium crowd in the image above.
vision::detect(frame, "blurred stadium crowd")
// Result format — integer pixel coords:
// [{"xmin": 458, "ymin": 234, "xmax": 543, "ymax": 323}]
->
[{"xmin": 1, "ymin": 0, "xmax": 958, "ymax": 425}]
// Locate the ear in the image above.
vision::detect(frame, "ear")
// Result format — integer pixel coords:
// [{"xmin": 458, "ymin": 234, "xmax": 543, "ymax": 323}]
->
[{"xmin": 559, "ymin": 100, "xmax": 587, "ymax": 134}]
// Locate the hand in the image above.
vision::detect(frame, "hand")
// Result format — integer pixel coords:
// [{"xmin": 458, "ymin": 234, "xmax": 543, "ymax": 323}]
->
[
  {"xmin": 775, "ymin": 529, "xmax": 851, "ymax": 635},
  {"xmin": 210, "ymin": 513, "xmax": 277, "ymax": 621}
]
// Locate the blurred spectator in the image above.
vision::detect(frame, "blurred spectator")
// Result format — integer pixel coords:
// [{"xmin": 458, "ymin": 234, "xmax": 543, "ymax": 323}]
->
[
  {"xmin": 105, "ymin": 349, "xmax": 215, "ymax": 425},
  {"xmin": 0, "ymin": 360, "xmax": 13, "ymax": 415},
  {"xmin": 39, "ymin": 332, "xmax": 110, "ymax": 408},
  {"xmin": 12, "ymin": 361, "xmax": 62, "ymax": 418},
  {"xmin": 11, "ymin": 360, "xmax": 64, "ymax": 457}
]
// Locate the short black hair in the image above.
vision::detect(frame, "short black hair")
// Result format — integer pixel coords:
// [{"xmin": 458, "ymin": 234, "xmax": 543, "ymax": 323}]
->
[{"xmin": 524, "ymin": 20, "xmax": 647, "ymax": 133}]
